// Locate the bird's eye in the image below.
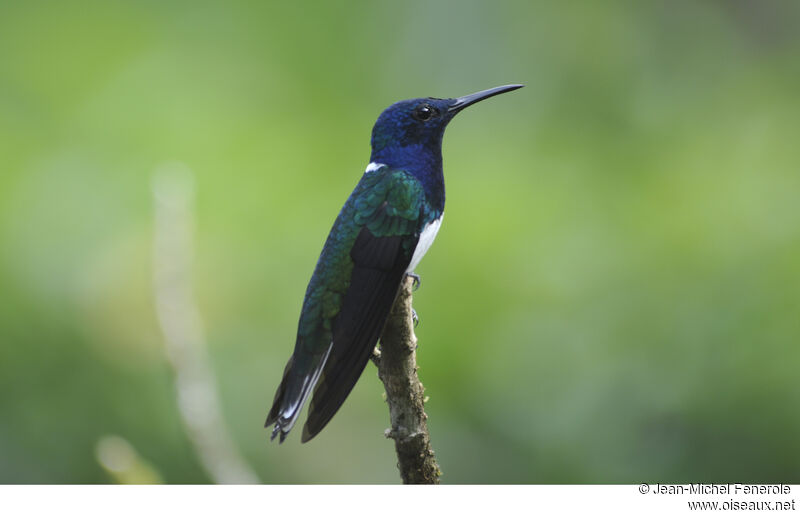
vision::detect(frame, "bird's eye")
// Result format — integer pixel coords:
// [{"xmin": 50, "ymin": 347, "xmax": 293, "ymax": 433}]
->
[{"xmin": 413, "ymin": 104, "xmax": 436, "ymax": 121}]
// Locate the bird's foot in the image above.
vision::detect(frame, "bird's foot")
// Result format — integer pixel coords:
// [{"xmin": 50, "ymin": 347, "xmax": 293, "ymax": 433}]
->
[
  {"xmin": 406, "ymin": 272, "xmax": 421, "ymax": 291},
  {"xmin": 370, "ymin": 347, "xmax": 382, "ymax": 367},
  {"xmin": 411, "ymin": 307, "xmax": 419, "ymax": 328}
]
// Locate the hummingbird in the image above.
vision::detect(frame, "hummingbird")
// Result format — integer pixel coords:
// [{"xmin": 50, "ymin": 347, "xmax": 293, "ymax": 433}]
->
[{"xmin": 265, "ymin": 84, "xmax": 523, "ymax": 443}]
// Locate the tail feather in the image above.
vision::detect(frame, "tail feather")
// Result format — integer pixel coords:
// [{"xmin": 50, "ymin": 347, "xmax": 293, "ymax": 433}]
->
[{"xmin": 265, "ymin": 341, "xmax": 332, "ymax": 443}]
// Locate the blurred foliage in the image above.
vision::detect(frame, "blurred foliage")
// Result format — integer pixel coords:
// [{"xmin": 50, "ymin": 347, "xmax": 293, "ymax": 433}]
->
[{"xmin": 1, "ymin": 0, "xmax": 799, "ymax": 483}]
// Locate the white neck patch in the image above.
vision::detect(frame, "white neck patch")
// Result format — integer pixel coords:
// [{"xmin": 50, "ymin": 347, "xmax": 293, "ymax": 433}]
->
[{"xmin": 365, "ymin": 162, "xmax": 385, "ymax": 173}]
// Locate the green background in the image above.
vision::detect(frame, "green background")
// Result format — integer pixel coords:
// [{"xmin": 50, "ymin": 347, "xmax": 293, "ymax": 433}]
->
[{"xmin": 1, "ymin": 0, "xmax": 799, "ymax": 483}]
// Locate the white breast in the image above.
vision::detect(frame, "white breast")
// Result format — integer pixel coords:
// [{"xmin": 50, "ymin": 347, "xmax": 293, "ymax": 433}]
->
[{"xmin": 406, "ymin": 214, "xmax": 443, "ymax": 273}]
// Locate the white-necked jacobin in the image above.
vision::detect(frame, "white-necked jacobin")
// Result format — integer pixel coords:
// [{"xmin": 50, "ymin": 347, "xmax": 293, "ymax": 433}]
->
[{"xmin": 266, "ymin": 84, "xmax": 523, "ymax": 443}]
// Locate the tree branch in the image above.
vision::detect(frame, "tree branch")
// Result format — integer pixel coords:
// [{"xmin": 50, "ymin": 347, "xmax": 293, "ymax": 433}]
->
[{"xmin": 374, "ymin": 276, "xmax": 441, "ymax": 484}]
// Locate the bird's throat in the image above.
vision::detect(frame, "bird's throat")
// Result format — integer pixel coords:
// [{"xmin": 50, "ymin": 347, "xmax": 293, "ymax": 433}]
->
[{"xmin": 370, "ymin": 143, "xmax": 445, "ymax": 213}]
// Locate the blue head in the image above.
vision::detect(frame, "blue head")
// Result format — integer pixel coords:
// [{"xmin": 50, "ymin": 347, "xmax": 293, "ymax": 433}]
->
[{"xmin": 369, "ymin": 85, "xmax": 523, "ymax": 178}]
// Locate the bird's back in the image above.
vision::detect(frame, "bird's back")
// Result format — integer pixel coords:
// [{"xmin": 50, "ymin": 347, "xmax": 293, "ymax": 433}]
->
[{"xmin": 266, "ymin": 165, "xmax": 436, "ymax": 442}]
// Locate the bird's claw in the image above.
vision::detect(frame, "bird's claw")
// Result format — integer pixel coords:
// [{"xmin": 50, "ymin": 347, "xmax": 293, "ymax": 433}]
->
[
  {"xmin": 406, "ymin": 272, "xmax": 421, "ymax": 291},
  {"xmin": 411, "ymin": 308, "xmax": 419, "ymax": 328}
]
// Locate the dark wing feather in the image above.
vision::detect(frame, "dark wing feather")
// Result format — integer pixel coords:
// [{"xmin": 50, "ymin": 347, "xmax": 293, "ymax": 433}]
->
[
  {"xmin": 267, "ymin": 166, "xmax": 431, "ymax": 443},
  {"xmin": 301, "ymin": 228, "xmax": 416, "ymax": 441}
]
